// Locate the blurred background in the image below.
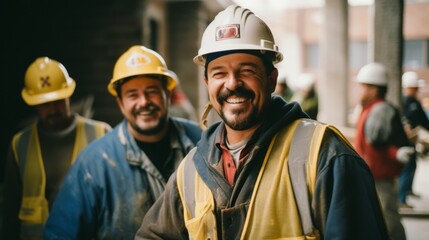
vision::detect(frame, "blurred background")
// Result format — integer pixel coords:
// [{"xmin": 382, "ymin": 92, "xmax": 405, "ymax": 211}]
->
[{"xmin": 1, "ymin": 0, "xmax": 428, "ymax": 177}]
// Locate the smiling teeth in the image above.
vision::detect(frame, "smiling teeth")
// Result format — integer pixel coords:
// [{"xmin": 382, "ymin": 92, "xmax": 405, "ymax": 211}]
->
[
  {"xmin": 137, "ymin": 110, "xmax": 153, "ymax": 115},
  {"xmin": 226, "ymin": 97, "xmax": 246, "ymax": 104}
]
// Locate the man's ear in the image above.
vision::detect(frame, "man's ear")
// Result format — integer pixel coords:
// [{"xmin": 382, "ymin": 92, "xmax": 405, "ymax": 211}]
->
[{"xmin": 269, "ymin": 68, "xmax": 279, "ymax": 93}]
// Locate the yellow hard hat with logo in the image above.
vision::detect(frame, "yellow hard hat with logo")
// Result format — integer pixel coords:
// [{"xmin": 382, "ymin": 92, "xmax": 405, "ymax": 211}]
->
[
  {"xmin": 108, "ymin": 45, "xmax": 178, "ymax": 96},
  {"xmin": 22, "ymin": 57, "xmax": 76, "ymax": 106}
]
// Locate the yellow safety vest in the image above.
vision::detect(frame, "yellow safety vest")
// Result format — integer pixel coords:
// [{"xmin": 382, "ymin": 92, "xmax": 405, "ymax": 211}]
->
[
  {"xmin": 177, "ymin": 119, "xmax": 353, "ymax": 240},
  {"xmin": 11, "ymin": 115, "xmax": 107, "ymax": 239}
]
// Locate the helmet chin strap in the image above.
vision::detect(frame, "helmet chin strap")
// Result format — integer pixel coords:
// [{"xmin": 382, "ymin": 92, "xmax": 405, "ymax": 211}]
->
[{"xmin": 200, "ymin": 102, "xmax": 212, "ymax": 130}]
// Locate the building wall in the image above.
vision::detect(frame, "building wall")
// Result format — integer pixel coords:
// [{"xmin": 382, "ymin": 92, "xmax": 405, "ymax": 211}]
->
[
  {"xmin": 277, "ymin": 2, "xmax": 429, "ymax": 111},
  {"xmin": 167, "ymin": 2, "xmax": 203, "ymax": 114},
  {"xmin": 0, "ymin": 0, "xmax": 230, "ymax": 179}
]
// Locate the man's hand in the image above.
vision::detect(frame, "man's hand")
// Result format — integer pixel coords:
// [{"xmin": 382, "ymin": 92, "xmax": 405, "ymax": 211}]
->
[{"xmin": 396, "ymin": 146, "xmax": 415, "ymax": 163}]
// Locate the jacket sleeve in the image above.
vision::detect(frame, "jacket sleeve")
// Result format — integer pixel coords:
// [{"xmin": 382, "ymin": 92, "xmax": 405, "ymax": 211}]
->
[
  {"xmin": 313, "ymin": 129, "xmax": 389, "ymax": 240},
  {"xmin": 43, "ymin": 156, "xmax": 98, "ymax": 240},
  {"xmin": 135, "ymin": 172, "xmax": 189, "ymax": 240},
  {"xmin": 406, "ymin": 101, "xmax": 429, "ymax": 130}
]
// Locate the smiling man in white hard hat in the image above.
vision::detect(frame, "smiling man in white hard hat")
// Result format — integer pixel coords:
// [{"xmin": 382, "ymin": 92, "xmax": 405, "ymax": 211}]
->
[{"xmin": 137, "ymin": 5, "xmax": 388, "ymax": 240}]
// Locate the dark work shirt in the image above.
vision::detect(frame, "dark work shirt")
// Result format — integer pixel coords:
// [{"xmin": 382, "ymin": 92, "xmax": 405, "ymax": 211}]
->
[{"xmin": 136, "ymin": 134, "xmax": 174, "ymax": 180}]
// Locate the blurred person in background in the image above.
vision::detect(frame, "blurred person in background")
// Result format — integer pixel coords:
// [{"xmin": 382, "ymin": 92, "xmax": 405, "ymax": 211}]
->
[
  {"xmin": 290, "ymin": 73, "xmax": 318, "ymax": 119},
  {"xmin": 422, "ymin": 97, "xmax": 429, "ymax": 119},
  {"xmin": 354, "ymin": 62, "xmax": 414, "ymax": 240},
  {"xmin": 44, "ymin": 45, "xmax": 201, "ymax": 239},
  {"xmin": 274, "ymin": 76, "xmax": 293, "ymax": 102},
  {"xmin": 2, "ymin": 57, "xmax": 111, "ymax": 240},
  {"xmin": 169, "ymin": 74, "xmax": 199, "ymax": 122},
  {"xmin": 399, "ymin": 71, "xmax": 429, "ymax": 208}
]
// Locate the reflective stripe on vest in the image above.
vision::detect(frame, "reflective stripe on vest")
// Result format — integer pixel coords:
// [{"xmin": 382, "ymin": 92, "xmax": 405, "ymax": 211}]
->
[
  {"xmin": 177, "ymin": 119, "xmax": 351, "ymax": 240},
  {"xmin": 11, "ymin": 116, "xmax": 107, "ymax": 238}
]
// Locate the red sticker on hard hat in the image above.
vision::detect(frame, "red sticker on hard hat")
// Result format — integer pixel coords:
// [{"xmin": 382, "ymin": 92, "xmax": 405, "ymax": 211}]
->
[
  {"xmin": 126, "ymin": 52, "xmax": 151, "ymax": 67},
  {"xmin": 216, "ymin": 24, "xmax": 240, "ymax": 41}
]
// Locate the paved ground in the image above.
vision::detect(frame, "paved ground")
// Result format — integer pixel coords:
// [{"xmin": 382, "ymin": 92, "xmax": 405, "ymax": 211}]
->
[{"xmin": 401, "ymin": 157, "xmax": 429, "ymax": 240}]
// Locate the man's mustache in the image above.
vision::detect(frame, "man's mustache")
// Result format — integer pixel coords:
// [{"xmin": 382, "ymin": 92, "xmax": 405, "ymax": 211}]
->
[
  {"xmin": 217, "ymin": 87, "xmax": 254, "ymax": 103},
  {"xmin": 133, "ymin": 104, "xmax": 160, "ymax": 114}
]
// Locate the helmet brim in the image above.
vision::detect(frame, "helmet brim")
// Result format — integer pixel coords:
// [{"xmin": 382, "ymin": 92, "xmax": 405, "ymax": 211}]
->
[{"xmin": 22, "ymin": 79, "xmax": 76, "ymax": 105}]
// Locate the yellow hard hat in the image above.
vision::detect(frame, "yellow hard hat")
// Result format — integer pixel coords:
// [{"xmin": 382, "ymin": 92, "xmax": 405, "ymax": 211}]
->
[
  {"xmin": 22, "ymin": 57, "xmax": 76, "ymax": 106},
  {"xmin": 108, "ymin": 45, "xmax": 178, "ymax": 96}
]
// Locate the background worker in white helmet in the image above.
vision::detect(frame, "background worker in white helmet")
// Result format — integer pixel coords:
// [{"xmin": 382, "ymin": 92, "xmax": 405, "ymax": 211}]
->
[
  {"xmin": 398, "ymin": 71, "xmax": 429, "ymax": 208},
  {"xmin": 274, "ymin": 75, "xmax": 294, "ymax": 102},
  {"xmin": 43, "ymin": 45, "xmax": 201, "ymax": 239},
  {"xmin": 354, "ymin": 63, "xmax": 414, "ymax": 240},
  {"xmin": 137, "ymin": 5, "xmax": 387, "ymax": 240},
  {"xmin": 2, "ymin": 57, "xmax": 112, "ymax": 240},
  {"xmin": 290, "ymin": 73, "xmax": 319, "ymax": 120}
]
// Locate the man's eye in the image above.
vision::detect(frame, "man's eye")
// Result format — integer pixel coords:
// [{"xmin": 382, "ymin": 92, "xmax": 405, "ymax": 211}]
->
[
  {"xmin": 212, "ymin": 72, "xmax": 225, "ymax": 78},
  {"xmin": 125, "ymin": 93, "xmax": 138, "ymax": 99},
  {"xmin": 146, "ymin": 90, "xmax": 159, "ymax": 95},
  {"xmin": 241, "ymin": 69, "xmax": 255, "ymax": 75}
]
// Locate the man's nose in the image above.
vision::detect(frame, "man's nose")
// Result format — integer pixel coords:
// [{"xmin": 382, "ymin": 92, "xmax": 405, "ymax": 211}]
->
[{"xmin": 225, "ymin": 74, "xmax": 242, "ymax": 91}]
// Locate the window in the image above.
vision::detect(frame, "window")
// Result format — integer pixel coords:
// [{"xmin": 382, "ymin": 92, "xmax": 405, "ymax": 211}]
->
[
  {"xmin": 349, "ymin": 41, "xmax": 367, "ymax": 69},
  {"xmin": 306, "ymin": 44, "xmax": 319, "ymax": 68},
  {"xmin": 403, "ymin": 39, "xmax": 425, "ymax": 68}
]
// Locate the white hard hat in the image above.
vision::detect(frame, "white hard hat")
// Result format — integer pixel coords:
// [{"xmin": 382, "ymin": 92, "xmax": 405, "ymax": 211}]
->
[
  {"xmin": 193, "ymin": 5, "xmax": 283, "ymax": 66},
  {"xmin": 356, "ymin": 63, "xmax": 388, "ymax": 86},
  {"xmin": 402, "ymin": 71, "xmax": 424, "ymax": 88}
]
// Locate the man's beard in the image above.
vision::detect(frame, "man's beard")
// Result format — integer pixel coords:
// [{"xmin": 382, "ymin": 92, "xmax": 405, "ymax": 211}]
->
[
  {"xmin": 219, "ymin": 105, "xmax": 259, "ymax": 130},
  {"xmin": 41, "ymin": 113, "xmax": 71, "ymax": 131},
  {"xmin": 131, "ymin": 104, "xmax": 168, "ymax": 135},
  {"xmin": 217, "ymin": 87, "xmax": 261, "ymax": 131}
]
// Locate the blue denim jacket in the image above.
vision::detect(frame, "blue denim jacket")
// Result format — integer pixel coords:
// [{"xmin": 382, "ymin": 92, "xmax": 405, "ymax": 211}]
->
[{"xmin": 44, "ymin": 118, "xmax": 201, "ymax": 239}]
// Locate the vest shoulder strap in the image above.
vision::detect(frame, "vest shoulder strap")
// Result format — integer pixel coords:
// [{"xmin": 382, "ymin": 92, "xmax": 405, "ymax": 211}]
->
[
  {"xmin": 177, "ymin": 119, "xmax": 350, "ymax": 240},
  {"xmin": 289, "ymin": 119, "xmax": 355, "ymax": 237},
  {"xmin": 288, "ymin": 119, "xmax": 327, "ymax": 237}
]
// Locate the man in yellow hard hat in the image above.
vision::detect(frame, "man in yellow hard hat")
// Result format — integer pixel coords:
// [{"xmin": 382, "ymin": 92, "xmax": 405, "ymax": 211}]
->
[
  {"xmin": 2, "ymin": 57, "xmax": 112, "ymax": 240},
  {"xmin": 44, "ymin": 45, "xmax": 201, "ymax": 239},
  {"xmin": 137, "ymin": 5, "xmax": 388, "ymax": 240}
]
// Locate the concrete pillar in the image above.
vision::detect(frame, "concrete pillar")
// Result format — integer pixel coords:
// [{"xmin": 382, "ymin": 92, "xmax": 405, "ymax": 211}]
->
[
  {"xmin": 369, "ymin": 0, "xmax": 404, "ymax": 107},
  {"xmin": 319, "ymin": 0, "xmax": 349, "ymax": 126},
  {"xmin": 167, "ymin": 1, "xmax": 229, "ymax": 126}
]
